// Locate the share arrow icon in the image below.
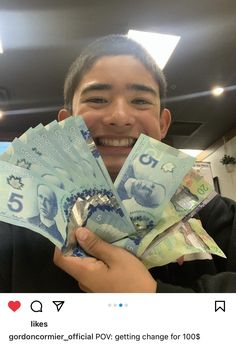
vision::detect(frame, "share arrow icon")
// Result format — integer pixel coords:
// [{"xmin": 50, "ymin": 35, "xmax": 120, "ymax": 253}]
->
[{"xmin": 52, "ymin": 301, "xmax": 65, "ymax": 312}]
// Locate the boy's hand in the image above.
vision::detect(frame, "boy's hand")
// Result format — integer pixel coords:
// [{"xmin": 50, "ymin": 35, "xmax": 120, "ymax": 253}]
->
[{"xmin": 54, "ymin": 227, "xmax": 157, "ymax": 293}]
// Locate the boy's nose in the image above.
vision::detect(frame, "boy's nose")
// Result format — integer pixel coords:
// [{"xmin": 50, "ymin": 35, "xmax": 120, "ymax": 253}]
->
[{"xmin": 102, "ymin": 99, "xmax": 135, "ymax": 127}]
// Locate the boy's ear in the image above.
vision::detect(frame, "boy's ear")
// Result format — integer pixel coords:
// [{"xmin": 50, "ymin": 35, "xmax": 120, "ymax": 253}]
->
[
  {"xmin": 160, "ymin": 108, "xmax": 171, "ymax": 139},
  {"xmin": 58, "ymin": 108, "xmax": 71, "ymax": 122}
]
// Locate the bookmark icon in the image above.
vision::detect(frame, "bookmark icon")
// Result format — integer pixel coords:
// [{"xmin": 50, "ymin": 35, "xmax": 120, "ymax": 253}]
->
[
  {"xmin": 215, "ymin": 300, "xmax": 225, "ymax": 312},
  {"xmin": 52, "ymin": 301, "xmax": 65, "ymax": 312}
]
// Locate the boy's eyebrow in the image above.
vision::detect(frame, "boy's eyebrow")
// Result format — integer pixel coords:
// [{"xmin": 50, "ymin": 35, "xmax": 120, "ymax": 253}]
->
[
  {"xmin": 80, "ymin": 83, "xmax": 112, "ymax": 95},
  {"xmin": 128, "ymin": 83, "xmax": 158, "ymax": 96}
]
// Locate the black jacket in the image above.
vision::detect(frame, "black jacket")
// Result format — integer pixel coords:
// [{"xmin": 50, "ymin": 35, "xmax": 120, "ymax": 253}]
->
[{"xmin": 0, "ymin": 194, "xmax": 236, "ymax": 292}]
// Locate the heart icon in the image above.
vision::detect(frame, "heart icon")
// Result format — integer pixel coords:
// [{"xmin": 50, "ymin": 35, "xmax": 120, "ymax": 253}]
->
[{"xmin": 8, "ymin": 301, "xmax": 21, "ymax": 312}]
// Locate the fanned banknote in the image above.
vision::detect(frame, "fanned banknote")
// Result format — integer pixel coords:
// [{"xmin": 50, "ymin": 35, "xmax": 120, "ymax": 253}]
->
[
  {"xmin": 139, "ymin": 218, "xmax": 226, "ymax": 269},
  {"xmin": 115, "ymin": 134, "xmax": 195, "ymax": 234},
  {"xmin": 1, "ymin": 138, "xmax": 78, "ymax": 193},
  {"xmin": 0, "ymin": 160, "xmax": 72, "ymax": 248},
  {"xmin": 59, "ymin": 116, "xmax": 114, "ymax": 189},
  {"xmin": 18, "ymin": 125, "xmax": 81, "ymax": 185},
  {"xmin": 0, "ymin": 118, "xmax": 136, "ymax": 257},
  {"xmin": 0, "ymin": 116, "xmax": 225, "ymax": 266},
  {"xmin": 57, "ymin": 116, "xmax": 136, "ymax": 254}
]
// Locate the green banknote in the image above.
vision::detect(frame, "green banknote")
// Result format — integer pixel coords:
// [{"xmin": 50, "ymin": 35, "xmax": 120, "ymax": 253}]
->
[
  {"xmin": 137, "ymin": 169, "xmax": 216, "ymax": 256},
  {"xmin": 187, "ymin": 218, "xmax": 225, "ymax": 258},
  {"xmin": 139, "ymin": 218, "xmax": 226, "ymax": 269}
]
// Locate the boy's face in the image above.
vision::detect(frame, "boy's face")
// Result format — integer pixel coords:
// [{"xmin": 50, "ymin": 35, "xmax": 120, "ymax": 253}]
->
[{"xmin": 59, "ymin": 55, "xmax": 171, "ymax": 180}]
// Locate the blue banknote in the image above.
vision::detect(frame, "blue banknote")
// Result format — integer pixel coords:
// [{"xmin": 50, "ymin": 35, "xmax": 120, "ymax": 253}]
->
[{"xmin": 115, "ymin": 134, "xmax": 195, "ymax": 235}]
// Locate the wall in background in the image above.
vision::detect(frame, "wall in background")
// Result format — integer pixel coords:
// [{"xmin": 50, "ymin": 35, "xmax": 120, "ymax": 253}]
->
[{"xmin": 203, "ymin": 136, "xmax": 236, "ymax": 201}]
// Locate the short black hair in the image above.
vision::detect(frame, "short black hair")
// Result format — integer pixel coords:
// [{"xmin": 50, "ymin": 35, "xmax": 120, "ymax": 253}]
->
[{"xmin": 64, "ymin": 34, "xmax": 167, "ymax": 112}]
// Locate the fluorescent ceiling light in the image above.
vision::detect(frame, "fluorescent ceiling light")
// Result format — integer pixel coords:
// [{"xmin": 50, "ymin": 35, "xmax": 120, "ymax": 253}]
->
[
  {"xmin": 128, "ymin": 29, "xmax": 180, "ymax": 69},
  {"xmin": 0, "ymin": 38, "xmax": 3, "ymax": 54},
  {"xmin": 180, "ymin": 149, "xmax": 203, "ymax": 158}
]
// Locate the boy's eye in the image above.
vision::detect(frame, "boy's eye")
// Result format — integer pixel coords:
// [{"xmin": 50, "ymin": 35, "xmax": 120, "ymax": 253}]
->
[
  {"xmin": 132, "ymin": 98, "xmax": 152, "ymax": 105},
  {"xmin": 86, "ymin": 98, "xmax": 107, "ymax": 104}
]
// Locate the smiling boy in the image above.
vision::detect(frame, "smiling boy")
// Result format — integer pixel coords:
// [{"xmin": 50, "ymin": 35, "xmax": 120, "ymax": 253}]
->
[
  {"xmin": 0, "ymin": 35, "xmax": 236, "ymax": 292},
  {"xmin": 58, "ymin": 45, "xmax": 171, "ymax": 180}
]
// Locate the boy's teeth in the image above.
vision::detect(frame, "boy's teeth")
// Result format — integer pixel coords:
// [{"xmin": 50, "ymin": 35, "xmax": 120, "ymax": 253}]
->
[{"xmin": 98, "ymin": 138, "xmax": 135, "ymax": 147}]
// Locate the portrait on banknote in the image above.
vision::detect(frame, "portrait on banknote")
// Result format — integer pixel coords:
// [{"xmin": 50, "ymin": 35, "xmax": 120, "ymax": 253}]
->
[{"xmin": 28, "ymin": 184, "xmax": 64, "ymax": 243}]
